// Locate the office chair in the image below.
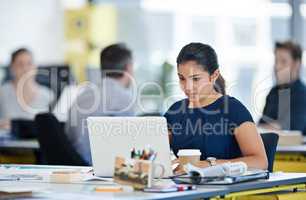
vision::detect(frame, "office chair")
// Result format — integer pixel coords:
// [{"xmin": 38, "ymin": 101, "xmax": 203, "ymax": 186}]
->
[
  {"xmin": 260, "ymin": 132, "xmax": 279, "ymax": 172},
  {"xmin": 11, "ymin": 119, "xmax": 38, "ymax": 139},
  {"xmin": 34, "ymin": 113, "xmax": 88, "ymax": 166}
]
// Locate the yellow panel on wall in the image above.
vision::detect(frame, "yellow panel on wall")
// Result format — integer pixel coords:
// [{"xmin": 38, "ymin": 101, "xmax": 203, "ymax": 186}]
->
[
  {"xmin": 64, "ymin": 38, "xmax": 89, "ymax": 82},
  {"xmin": 89, "ymin": 5, "xmax": 117, "ymax": 46},
  {"xmin": 87, "ymin": 49, "xmax": 101, "ymax": 68},
  {"xmin": 64, "ymin": 7, "xmax": 90, "ymax": 40},
  {"xmin": 64, "ymin": 4, "xmax": 118, "ymax": 81}
]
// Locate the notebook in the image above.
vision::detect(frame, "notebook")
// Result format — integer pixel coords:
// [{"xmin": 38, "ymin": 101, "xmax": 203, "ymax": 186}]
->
[{"xmin": 173, "ymin": 169, "xmax": 269, "ymax": 185}]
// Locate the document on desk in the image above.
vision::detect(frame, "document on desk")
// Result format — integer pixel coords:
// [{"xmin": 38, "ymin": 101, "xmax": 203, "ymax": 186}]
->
[
  {"xmin": 0, "ymin": 164, "xmax": 92, "ymax": 172},
  {"xmin": 0, "ymin": 174, "xmax": 43, "ymax": 181},
  {"xmin": 0, "ymin": 165, "xmax": 117, "ymax": 184},
  {"xmin": 0, "ymin": 165, "xmax": 94, "ymax": 182},
  {"xmin": 173, "ymin": 163, "xmax": 269, "ymax": 185},
  {"xmin": 174, "ymin": 170, "xmax": 269, "ymax": 185},
  {"xmin": 83, "ymin": 175, "xmax": 114, "ymax": 182},
  {"xmin": 0, "ymin": 186, "xmax": 44, "ymax": 199}
]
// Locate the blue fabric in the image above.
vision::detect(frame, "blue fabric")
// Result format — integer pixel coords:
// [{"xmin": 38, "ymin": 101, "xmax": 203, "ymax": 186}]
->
[
  {"xmin": 164, "ymin": 95, "xmax": 254, "ymax": 160},
  {"xmin": 258, "ymin": 79, "xmax": 306, "ymax": 135}
]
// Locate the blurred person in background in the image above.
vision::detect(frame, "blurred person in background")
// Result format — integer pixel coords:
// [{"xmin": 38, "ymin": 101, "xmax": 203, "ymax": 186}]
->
[
  {"xmin": 0, "ymin": 48, "xmax": 54, "ymax": 129},
  {"xmin": 258, "ymin": 41, "xmax": 306, "ymax": 135},
  {"xmin": 66, "ymin": 43, "xmax": 136, "ymax": 165}
]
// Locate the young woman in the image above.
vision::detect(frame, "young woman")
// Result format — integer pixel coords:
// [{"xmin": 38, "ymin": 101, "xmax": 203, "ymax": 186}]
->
[
  {"xmin": 0, "ymin": 48, "xmax": 54, "ymax": 129},
  {"xmin": 164, "ymin": 43, "xmax": 267, "ymax": 171}
]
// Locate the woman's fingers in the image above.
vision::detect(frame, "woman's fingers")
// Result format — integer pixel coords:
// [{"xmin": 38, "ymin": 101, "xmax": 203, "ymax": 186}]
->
[
  {"xmin": 173, "ymin": 163, "xmax": 187, "ymax": 175},
  {"xmin": 171, "ymin": 158, "xmax": 179, "ymax": 165}
]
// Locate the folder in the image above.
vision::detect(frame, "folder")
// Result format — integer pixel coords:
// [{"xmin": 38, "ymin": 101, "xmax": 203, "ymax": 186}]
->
[{"xmin": 173, "ymin": 169, "xmax": 269, "ymax": 185}]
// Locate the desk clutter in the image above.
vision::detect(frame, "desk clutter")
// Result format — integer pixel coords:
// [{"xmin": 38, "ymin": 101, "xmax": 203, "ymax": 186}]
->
[
  {"xmin": 258, "ymin": 128, "xmax": 304, "ymax": 146},
  {"xmin": 0, "ymin": 164, "xmax": 93, "ymax": 183},
  {"xmin": 1, "ymin": 163, "xmax": 306, "ymax": 200},
  {"xmin": 114, "ymin": 147, "xmax": 164, "ymax": 190},
  {"xmin": 174, "ymin": 162, "xmax": 269, "ymax": 185},
  {"xmin": 0, "ymin": 160, "xmax": 268, "ymax": 195},
  {"xmin": 277, "ymin": 131, "xmax": 304, "ymax": 146}
]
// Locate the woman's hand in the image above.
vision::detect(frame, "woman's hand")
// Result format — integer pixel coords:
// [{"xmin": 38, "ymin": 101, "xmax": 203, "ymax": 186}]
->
[
  {"xmin": 172, "ymin": 159, "xmax": 185, "ymax": 175},
  {"xmin": 172, "ymin": 159, "xmax": 211, "ymax": 175},
  {"xmin": 194, "ymin": 160, "xmax": 210, "ymax": 168}
]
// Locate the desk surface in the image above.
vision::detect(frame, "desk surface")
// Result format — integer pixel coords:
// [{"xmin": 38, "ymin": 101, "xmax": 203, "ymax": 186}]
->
[
  {"xmin": 218, "ymin": 172, "xmax": 306, "ymax": 193},
  {"xmin": 276, "ymin": 136, "xmax": 306, "ymax": 153},
  {"xmin": 0, "ymin": 181, "xmax": 225, "ymax": 200},
  {"xmin": 277, "ymin": 145, "xmax": 306, "ymax": 153},
  {"xmin": 1, "ymin": 165, "xmax": 306, "ymax": 200},
  {"xmin": 0, "ymin": 139, "xmax": 39, "ymax": 150},
  {"xmin": 0, "ymin": 132, "xmax": 39, "ymax": 150}
]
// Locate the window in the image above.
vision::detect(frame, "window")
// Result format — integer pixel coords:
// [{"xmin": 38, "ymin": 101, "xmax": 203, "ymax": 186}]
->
[{"xmin": 88, "ymin": 0, "xmax": 293, "ymax": 117}]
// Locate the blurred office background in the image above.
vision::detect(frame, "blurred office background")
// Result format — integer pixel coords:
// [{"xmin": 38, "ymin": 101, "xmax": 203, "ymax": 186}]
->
[{"xmin": 0, "ymin": 0, "xmax": 305, "ymax": 120}]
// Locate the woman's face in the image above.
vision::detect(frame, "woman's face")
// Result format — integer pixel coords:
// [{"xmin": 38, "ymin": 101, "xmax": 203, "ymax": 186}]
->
[
  {"xmin": 11, "ymin": 52, "xmax": 36, "ymax": 81},
  {"xmin": 178, "ymin": 61, "xmax": 216, "ymax": 103}
]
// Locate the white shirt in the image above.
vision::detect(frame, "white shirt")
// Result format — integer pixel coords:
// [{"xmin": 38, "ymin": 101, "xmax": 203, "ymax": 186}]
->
[
  {"xmin": 0, "ymin": 82, "xmax": 55, "ymax": 120},
  {"xmin": 66, "ymin": 77, "xmax": 136, "ymax": 164}
]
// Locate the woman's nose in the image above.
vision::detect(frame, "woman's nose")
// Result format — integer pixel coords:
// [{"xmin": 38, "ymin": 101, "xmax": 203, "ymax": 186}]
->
[{"xmin": 185, "ymin": 80, "xmax": 194, "ymax": 91}]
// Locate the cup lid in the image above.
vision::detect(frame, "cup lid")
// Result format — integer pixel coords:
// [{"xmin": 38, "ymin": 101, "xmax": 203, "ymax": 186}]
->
[{"xmin": 177, "ymin": 149, "xmax": 201, "ymax": 156}]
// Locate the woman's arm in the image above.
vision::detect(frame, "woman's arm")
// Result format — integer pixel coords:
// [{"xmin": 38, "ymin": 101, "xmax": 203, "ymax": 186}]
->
[{"xmin": 195, "ymin": 122, "xmax": 268, "ymax": 170}]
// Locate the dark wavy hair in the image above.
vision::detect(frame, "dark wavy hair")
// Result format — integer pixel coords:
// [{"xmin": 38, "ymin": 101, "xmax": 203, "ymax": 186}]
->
[{"xmin": 176, "ymin": 42, "xmax": 225, "ymax": 95}]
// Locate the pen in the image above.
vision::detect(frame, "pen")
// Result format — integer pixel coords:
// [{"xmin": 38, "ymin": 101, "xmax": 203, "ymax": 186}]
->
[
  {"xmin": 141, "ymin": 149, "xmax": 146, "ymax": 160},
  {"xmin": 149, "ymin": 152, "xmax": 157, "ymax": 161},
  {"xmin": 176, "ymin": 185, "xmax": 196, "ymax": 191},
  {"xmin": 131, "ymin": 148, "xmax": 135, "ymax": 159},
  {"xmin": 136, "ymin": 150, "xmax": 141, "ymax": 159}
]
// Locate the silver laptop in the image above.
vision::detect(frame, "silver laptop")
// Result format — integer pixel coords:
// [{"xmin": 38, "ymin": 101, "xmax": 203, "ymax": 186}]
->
[{"xmin": 87, "ymin": 117, "xmax": 173, "ymax": 177}]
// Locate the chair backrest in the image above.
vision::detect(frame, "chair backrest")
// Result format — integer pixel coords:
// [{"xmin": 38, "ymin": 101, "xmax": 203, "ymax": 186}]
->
[
  {"xmin": 35, "ymin": 113, "xmax": 88, "ymax": 166},
  {"xmin": 11, "ymin": 119, "xmax": 38, "ymax": 139},
  {"xmin": 260, "ymin": 132, "xmax": 279, "ymax": 172}
]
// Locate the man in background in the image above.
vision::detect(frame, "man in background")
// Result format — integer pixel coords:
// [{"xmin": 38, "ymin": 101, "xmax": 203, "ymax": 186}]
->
[
  {"xmin": 258, "ymin": 41, "xmax": 306, "ymax": 135},
  {"xmin": 66, "ymin": 43, "xmax": 136, "ymax": 164}
]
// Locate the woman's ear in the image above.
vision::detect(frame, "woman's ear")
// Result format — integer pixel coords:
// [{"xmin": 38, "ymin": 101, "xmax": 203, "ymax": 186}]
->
[{"xmin": 210, "ymin": 69, "xmax": 220, "ymax": 83}]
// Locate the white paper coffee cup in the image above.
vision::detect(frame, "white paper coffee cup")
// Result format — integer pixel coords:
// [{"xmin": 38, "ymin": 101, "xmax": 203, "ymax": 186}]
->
[{"xmin": 177, "ymin": 149, "xmax": 201, "ymax": 166}]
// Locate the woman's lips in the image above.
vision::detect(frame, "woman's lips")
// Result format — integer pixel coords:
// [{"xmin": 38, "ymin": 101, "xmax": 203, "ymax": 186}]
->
[{"xmin": 186, "ymin": 93, "xmax": 197, "ymax": 97}]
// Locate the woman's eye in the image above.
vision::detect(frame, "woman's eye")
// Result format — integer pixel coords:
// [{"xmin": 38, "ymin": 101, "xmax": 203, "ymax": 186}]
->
[
  {"xmin": 179, "ymin": 77, "xmax": 184, "ymax": 81},
  {"xmin": 193, "ymin": 77, "xmax": 200, "ymax": 81}
]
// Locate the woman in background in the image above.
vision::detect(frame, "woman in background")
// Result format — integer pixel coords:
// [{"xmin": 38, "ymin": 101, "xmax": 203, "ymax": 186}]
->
[
  {"xmin": 0, "ymin": 48, "xmax": 54, "ymax": 129},
  {"xmin": 164, "ymin": 43, "xmax": 267, "ymax": 171}
]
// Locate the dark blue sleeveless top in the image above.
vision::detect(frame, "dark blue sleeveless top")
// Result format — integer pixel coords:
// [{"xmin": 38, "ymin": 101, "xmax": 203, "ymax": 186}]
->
[{"xmin": 164, "ymin": 95, "xmax": 254, "ymax": 160}]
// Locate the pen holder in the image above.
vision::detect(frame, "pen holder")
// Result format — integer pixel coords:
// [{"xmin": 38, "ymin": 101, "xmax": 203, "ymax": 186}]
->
[{"xmin": 113, "ymin": 156, "xmax": 164, "ymax": 190}]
